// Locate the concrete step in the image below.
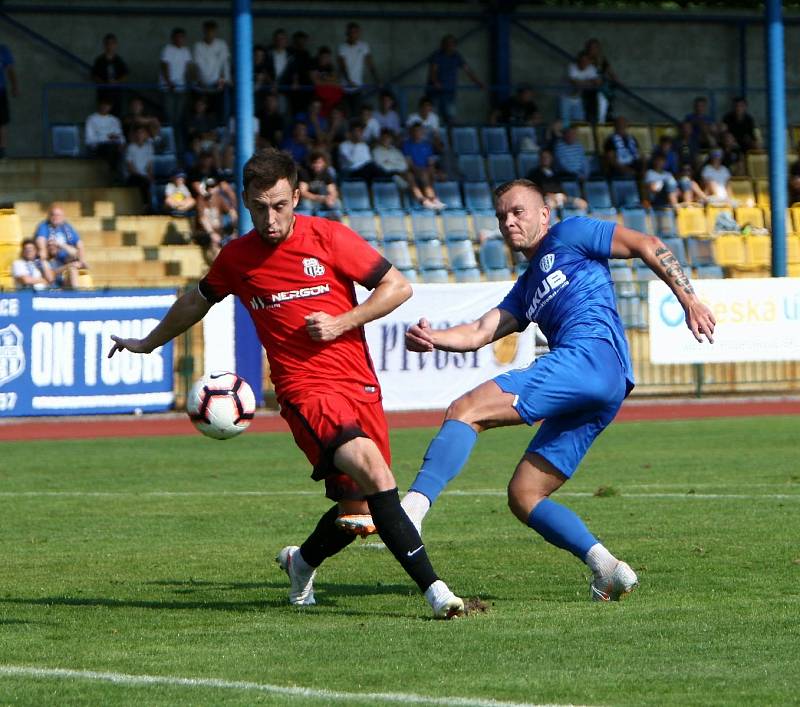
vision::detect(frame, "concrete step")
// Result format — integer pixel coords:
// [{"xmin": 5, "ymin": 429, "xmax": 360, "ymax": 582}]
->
[{"xmin": 0, "ymin": 158, "xmax": 111, "ymax": 189}]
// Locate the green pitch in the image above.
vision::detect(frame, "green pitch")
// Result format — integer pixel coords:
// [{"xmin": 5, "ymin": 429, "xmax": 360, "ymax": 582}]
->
[{"xmin": 0, "ymin": 416, "xmax": 798, "ymax": 706}]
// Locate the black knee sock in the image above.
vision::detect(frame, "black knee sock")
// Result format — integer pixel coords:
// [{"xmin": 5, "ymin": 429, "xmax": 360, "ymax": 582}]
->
[
  {"xmin": 299, "ymin": 505, "xmax": 357, "ymax": 568},
  {"xmin": 366, "ymin": 487, "xmax": 438, "ymax": 592}
]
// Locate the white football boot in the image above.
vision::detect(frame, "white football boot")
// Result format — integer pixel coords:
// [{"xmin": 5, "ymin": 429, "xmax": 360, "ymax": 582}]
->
[
  {"xmin": 424, "ymin": 580, "xmax": 465, "ymax": 619},
  {"xmin": 276, "ymin": 545, "xmax": 316, "ymax": 606},
  {"xmin": 590, "ymin": 561, "xmax": 639, "ymax": 602}
]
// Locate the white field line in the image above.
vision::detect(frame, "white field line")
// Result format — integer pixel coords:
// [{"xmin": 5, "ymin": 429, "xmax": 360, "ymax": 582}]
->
[{"xmin": 0, "ymin": 664, "xmax": 588, "ymax": 707}]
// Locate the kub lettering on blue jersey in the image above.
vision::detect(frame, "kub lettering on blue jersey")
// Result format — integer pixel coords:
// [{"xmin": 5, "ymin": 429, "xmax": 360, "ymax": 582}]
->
[{"xmin": 527, "ymin": 270, "xmax": 568, "ymax": 319}]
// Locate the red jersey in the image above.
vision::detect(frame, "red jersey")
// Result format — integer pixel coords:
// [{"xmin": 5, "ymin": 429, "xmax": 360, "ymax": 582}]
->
[{"xmin": 199, "ymin": 214, "xmax": 391, "ymax": 402}]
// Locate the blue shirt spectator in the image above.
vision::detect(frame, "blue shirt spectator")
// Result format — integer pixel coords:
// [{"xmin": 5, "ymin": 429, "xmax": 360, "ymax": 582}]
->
[
  {"xmin": 554, "ymin": 128, "xmax": 589, "ymax": 180},
  {"xmin": 34, "ymin": 205, "xmax": 84, "ymax": 265},
  {"xmin": 426, "ymin": 34, "xmax": 483, "ymax": 124},
  {"xmin": 280, "ymin": 123, "xmax": 310, "ymax": 164},
  {"xmin": 402, "ymin": 132, "xmax": 435, "ymax": 169}
]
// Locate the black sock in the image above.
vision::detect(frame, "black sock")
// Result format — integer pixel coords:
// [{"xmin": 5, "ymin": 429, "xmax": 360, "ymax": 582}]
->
[
  {"xmin": 298, "ymin": 505, "xmax": 357, "ymax": 568},
  {"xmin": 366, "ymin": 487, "xmax": 438, "ymax": 592}
]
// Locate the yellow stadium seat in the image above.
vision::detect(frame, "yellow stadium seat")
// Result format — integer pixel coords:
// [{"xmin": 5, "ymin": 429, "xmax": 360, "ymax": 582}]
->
[
  {"xmin": 705, "ymin": 205, "xmax": 734, "ymax": 234},
  {"xmin": 713, "ymin": 234, "xmax": 747, "ymax": 268},
  {"xmin": 0, "ymin": 243, "xmax": 18, "ymax": 276},
  {"xmin": 787, "ymin": 235, "xmax": 800, "ymax": 265},
  {"xmin": 790, "ymin": 263, "xmax": 800, "ymax": 277},
  {"xmin": 745, "ymin": 151, "xmax": 769, "ymax": 179},
  {"xmin": 676, "ymin": 206, "xmax": 708, "ymax": 237},
  {"xmin": 735, "ymin": 206, "xmax": 765, "ymax": 230},
  {"xmin": 790, "ymin": 206, "xmax": 800, "ymax": 234},
  {"xmin": 728, "ymin": 178, "xmax": 755, "ymax": 206},
  {"xmin": 652, "ymin": 124, "xmax": 677, "ymax": 142},
  {"xmin": 594, "ymin": 124, "xmax": 614, "ymax": 153},
  {"xmin": 762, "ymin": 208, "xmax": 794, "ymax": 235},
  {"xmin": 791, "ymin": 125, "xmax": 800, "ymax": 148},
  {"xmin": 627, "ymin": 124, "xmax": 653, "ymax": 155},
  {"xmin": 745, "ymin": 234, "xmax": 771, "ymax": 268},
  {"xmin": 755, "ymin": 180, "xmax": 770, "ymax": 209},
  {"xmin": 571, "ymin": 122, "xmax": 596, "ymax": 153},
  {"xmin": 0, "ymin": 210, "xmax": 22, "ymax": 245}
]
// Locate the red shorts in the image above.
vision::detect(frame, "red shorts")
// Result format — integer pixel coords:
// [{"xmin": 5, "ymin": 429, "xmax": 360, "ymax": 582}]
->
[{"xmin": 279, "ymin": 391, "xmax": 391, "ymax": 502}]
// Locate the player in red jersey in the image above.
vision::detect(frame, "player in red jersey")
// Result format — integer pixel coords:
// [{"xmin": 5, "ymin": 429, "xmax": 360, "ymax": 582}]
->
[{"xmin": 108, "ymin": 148, "xmax": 464, "ymax": 619}]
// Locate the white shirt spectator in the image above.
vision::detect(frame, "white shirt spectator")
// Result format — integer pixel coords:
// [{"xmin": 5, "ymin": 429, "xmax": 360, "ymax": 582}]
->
[
  {"xmin": 362, "ymin": 116, "xmax": 381, "ymax": 144},
  {"xmin": 271, "ymin": 49, "xmax": 289, "ymax": 82},
  {"xmin": 12, "ymin": 259, "xmax": 49, "ymax": 290},
  {"xmin": 701, "ymin": 163, "xmax": 731, "ymax": 201},
  {"xmin": 567, "ymin": 62, "xmax": 599, "ymax": 93},
  {"xmin": 372, "ymin": 144, "xmax": 407, "ymax": 173},
  {"xmin": 406, "ymin": 112, "xmax": 441, "ymax": 137},
  {"xmin": 166, "ymin": 181, "xmax": 192, "ymax": 202},
  {"xmin": 338, "ymin": 41, "xmax": 370, "ymax": 87},
  {"xmin": 193, "ymin": 38, "xmax": 231, "ymax": 86},
  {"xmin": 159, "ymin": 44, "xmax": 192, "ymax": 90},
  {"xmin": 338, "ymin": 140, "xmax": 372, "ymax": 171},
  {"xmin": 125, "ymin": 140, "xmax": 154, "ymax": 176},
  {"xmin": 85, "ymin": 112, "xmax": 124, "ymax": 146}
]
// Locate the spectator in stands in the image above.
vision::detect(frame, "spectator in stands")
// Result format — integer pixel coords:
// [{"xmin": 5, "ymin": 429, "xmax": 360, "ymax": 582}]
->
[
  {"xmin": 159, "ymin": 27, "xmax": 193, "ymax": 146},
  {"xmin": 338, "ymin": 22, "xmax": 380, "ymax": 116},
  {"xmin": 426, "ymin": 34, "xmax": 484, "ymax": 125},
  {"xmin": 327, "ymin": 104, "xmax": 349, "ymax": 145},
  {"xmin": 526, "ymin": 148, "xmax": 588, "ymax": 211},
  {"xmin": 311, "ymin": 46, "xmax": 344, "ymax": 117},
  {"xmin": 720, "ymin": 130, "xmax": 745, "ymax": 177},
  {"xmin": 677, "ymin": 163, "xmax": 706, "ymax": 204},
  {"xmin": 298, "ymin": 151, "xmax": 342, "ymax": 218},
  {"xmin": 257, "ymin": 93, "xmax": 285, "ymax": 148},
  {"xmin": 402, "ymin": 121, "xmax": 446, "ymax": 210},
  {"xmin": 375, "ymin": 91, "xmax": 401, "ymax": 135},
  {"xmin": 193, "ymin": 20, "xmax": 231, "ymax": 122},
  {"xmin": 90, "ymin": 33, "xmax": 129, "ymax": 113},
  {"xmin": 494, "ymin": 85, "xmax": 538, "ymax": 126},
  {"xmin": 554, "ymin": 126, "xmax": 589, "ymax": 181},
  {"xmin": 188, "ymin": 149, "xmax": 220, "ymax": 196},
  {"xmin": 406, "ymin": 96, "xmax": 441, "ymax": 141},
  {"xmin": 644, "ymin": 153, "xmax": 678, "ymax": 208},
  {"xmin": 701, "ymin": 148, "xmax": 732, "ymax": 204},
  {"xmin": 0, "ymin": 43, "xmax": 18, "ymax": 159},
  {"xmin": 297, "ymin": 98, "xmax": 330, "ymax": 144},
  {"xmin": 184, "ymin": 95, "xmax": 220, "ymax": 160},
  {"xmin": 722, "ymin": 96, "xmax": 759, "ymax": 152},
  {"xmin": 281, "ymin": 122, "xmax": 311, "ymax": 164},
  {"xmin": 125, "ymin": 126, "xmax": 157, "ymax": 212},
  {"xmin": 34, "ymin": 203, "xmax": 87, "ymax": 270},
  {"xmin": 652, "ymin": 134, "xmax": 680, "ymax": 175},
  {"xmin": 338, "ymin": 121, "xmax": 386, "ymax": 181},
  {"xmin": 46, "ymin": 237, "xmax": 80, "ymax": 289},
  {"xmin": 12, "ymin": 239, "xmax": 51, "ymax": 290},
  {"xmin": 288, "ymin": 30, "xmax": 314, "ymax": 115},
  {"xmin": 122, "ymin": 97, "xmax": 161, "ymax": 142},
  {"xmin": 584, "ymin": 38, "xmax": 616, "ymax": 122},
  {"xmin": 194, "ymin": 176, "xmax": 237, "ymax": 264},
  {"xmin": 674, "ymin": 120, "xmax": 700, "ymax": 171},
  {"xmin": 360, "ymin": 104, "xmax": 381, "ymax": 145},
  {"xmin": 603, "ymin": 116, "xmax": 643, "ymax": 178},
  {"xmin": 372, "ymin": 129, "xmax": 440, "ymax": 210},
  {"xmin": 789, "ymin": 154, "xmax": 800, "ymax": 205},
  {"xmin": 85, "ymin": 97, "xmax": 125, "ymax": 173},
  {"xmin": 265, "ymin": 29, "xmax": 293, "ymax": 113},
  {"xmin": 544, "ymin": 118, "xmax": 565, "ymax": 151},
  {"xmin": 564, "ymin": 51, "xmax": 602, "ymax": 125},
  {"xmin": 684, "ymin": 96, "xmax": 717, "ymax": 149},
  {"xmin": 164, "ymin": 171, "xmax": 196, "ymax": 216}
]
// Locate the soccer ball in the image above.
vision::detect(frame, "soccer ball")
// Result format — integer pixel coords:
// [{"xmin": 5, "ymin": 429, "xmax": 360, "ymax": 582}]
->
[{"xmin": 187, "ymin": 371, "xmax": 256, "ymax": 440}]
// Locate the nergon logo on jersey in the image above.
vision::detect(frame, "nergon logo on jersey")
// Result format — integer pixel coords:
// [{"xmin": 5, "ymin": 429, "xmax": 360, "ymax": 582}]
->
[
  {"xmin": 526, "ymin": 270, "xmax": 569, "ymax": 320},
  {"xmin": 250, "ymin": 284, "xmax": 331, "ymax": 310}
]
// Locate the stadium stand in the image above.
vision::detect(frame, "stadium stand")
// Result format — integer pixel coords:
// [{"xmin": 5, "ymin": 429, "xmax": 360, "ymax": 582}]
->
[
  {"xmin": 348, "ymin": 211, "xmax": 379, "ymax": 243},
  {"xmin": 451, "ymin": 127, "xmax": 481, "ymax": 155},
  {"xmin": 479, "ymin": 238, "xmax": 511, "ymax": 280},
  {"xmin": 379, "ymin": 212, "xmax": 408, "ymax": 242},
  {"xmin": 441, "ymin": 211, "xmax": 472, "ymax": 241},
  {"xmin": 516, "ymin": 152, "xmax": 539, "ymax": 178},
  {"xmin": 584, "ymin": 180, "xmax": 614, "ymax": 209},
  {"xmin": 458, "ymin": 154, "xmax": 487, "ymax": 182},
  {"xmin": 676, "ymin": 206, "xmax": 707, "ymax": 237},
  {"xmin": 509, "ymin": 126, "xmax": 537, "ymax": 154},
  {"xmin": 621, "ymin": 206, "xmax": 651, "ymax": 233},
  {"xmin": 611, "ymin": 180, "xmax": 640, "ymax": 207},
  {"xmin": 373, "ymin": 181, "xmax": 404, "ymax": 213},
  {"xmin": 487, "ymin": 154, "xmax": 517, "ymax": 183},
  {"xmin": 480, "ymin": 126, "xmax": 510, "ymax": 154},
  {"xmin": 463, "ymin": 182, "xmax": 494, "ymax": 212},
  {"xmin": 447, "ymin": 239, "xmax": 479, "ymax": 271},
  {"xmin": 51, "ymin": 125, "xmax": 81, "ymax": 158},
  {"xmin": 410, "ymin": 211, "xmax": 439, "ymax": 241},
  {"xmin": 340, "ymin": 181, "xmax": 371, "ymax": 211}
]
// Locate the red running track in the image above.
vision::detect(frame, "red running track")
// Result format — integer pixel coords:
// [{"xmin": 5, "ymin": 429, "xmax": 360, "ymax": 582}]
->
[{"xmin": 0, "ymin": 399, "xmax": 798, "ymax": 442}]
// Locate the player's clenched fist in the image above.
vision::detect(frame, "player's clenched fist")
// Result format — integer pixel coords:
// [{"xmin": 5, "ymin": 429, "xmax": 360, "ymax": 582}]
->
[
  {"xmin": 305, "ymin": 311, "xmax": 345, "ymax": 342},
  {"xmin": 405, "ymin": 318, "xmax": 436, "ymax": 352}
]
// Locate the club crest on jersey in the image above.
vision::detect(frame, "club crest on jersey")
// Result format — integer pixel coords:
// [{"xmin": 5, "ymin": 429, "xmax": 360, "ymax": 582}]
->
[
  {"xmin": 302, "ymin": 257, "xmax": 326, "ymax": 278},
  {"xmin": 539, "ymin": 253, "xmax": 555, "ymax": 273}
]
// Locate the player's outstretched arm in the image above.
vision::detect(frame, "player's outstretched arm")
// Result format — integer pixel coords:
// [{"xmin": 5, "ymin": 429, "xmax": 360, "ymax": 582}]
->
[
  {"xmin": 611, "ymin": 225, "xmax": 716, "ymax": 343},
  {"xmin": 406, "ymin": 307, "xmax": 521, "ymax": 353},
  {"xmin": 305, "ymin": 266, "xmax": 412, "ymax": 342},
  {"xmin": 107, "ymin": 286, "xmax": 213, "ymax": 358}
]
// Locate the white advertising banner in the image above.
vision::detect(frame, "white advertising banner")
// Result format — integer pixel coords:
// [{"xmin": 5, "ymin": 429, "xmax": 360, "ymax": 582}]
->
[
  {"xmin": 359, "ymin": 282, "xmax": 536, "ymax": 411},
  {"xmin": 648, "ymin": 277, "xmax": 800, "ymax": 364}
]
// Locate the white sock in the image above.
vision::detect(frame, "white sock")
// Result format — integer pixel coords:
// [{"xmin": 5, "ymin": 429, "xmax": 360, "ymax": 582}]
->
[
  {"xmin": 423, "ymin": 579, "xmax": 451, "ymax": 607},
  {"xmin": 585, "ymin": 543, "xmax": 618, "ymax": 577},
  {"xmin": 400, "ymin": 491, "xmax": 431, "ymax": 534},
  {"xmin": 294, "ymin": 549, "xmax": 316, "ymax": 576}
]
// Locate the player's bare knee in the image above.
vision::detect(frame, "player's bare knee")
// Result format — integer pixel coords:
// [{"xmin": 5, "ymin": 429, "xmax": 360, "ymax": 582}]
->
[
  {"xmin": 444, "ymin": 393, "xmax": 482, "ymax": 430},
  {"xmin": 507, "ymin": 478, "xmax": 547, "ymax": 524}
]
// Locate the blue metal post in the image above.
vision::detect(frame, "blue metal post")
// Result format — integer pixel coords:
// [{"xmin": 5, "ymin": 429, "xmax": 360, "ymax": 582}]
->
[
  {"xmin": 765, "ymin": 0, "xmax": 787, "ymax": 277},
  {"xmin": 233, "ymin": 0, "xmax": 254, "ymax": 234}
]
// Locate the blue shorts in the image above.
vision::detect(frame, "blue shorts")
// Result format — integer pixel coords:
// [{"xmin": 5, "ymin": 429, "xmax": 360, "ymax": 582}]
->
[{"xmin": 493, "ymin": 338, "xmax": 628, "ymax": 478}]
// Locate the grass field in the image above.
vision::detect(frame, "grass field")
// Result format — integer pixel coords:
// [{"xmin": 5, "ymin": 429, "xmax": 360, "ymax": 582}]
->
[{"xmin": 1, "ymin": 415, "xmax": 798, "ymax": 706}]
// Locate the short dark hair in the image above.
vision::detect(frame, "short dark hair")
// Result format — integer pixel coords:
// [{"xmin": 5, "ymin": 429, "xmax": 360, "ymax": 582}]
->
[
  {"xmin": 347, "ymin": 22, "xmax": 360, "ymax": 31},
  {"xmin": 203, "ymin": 20, "xmax": 218, "ymax": 31},
  {"xmin": 21, "ymin": 238, "xmax": 36, "ymax": 248},
  {"xmin": 309, "ymin": 150, "xmax": 328, "ymax": 163},
  {"xmin": 243, "ymin": 148, "xmax": 298, "ymax": 192},
  {"xmin": 493, "ymin": 179, "xmax": 545, "ymax": 203},
  {"xmin": 171, "ymin": 27, "xmax": 185, "ymax": 38},
  {"xmin": 103, "ymin": 33, "xmax": 117, "ymax": 43}
]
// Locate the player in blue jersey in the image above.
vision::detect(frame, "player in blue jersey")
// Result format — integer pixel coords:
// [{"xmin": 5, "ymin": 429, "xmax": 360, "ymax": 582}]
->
[{"xmin": 397, "ymin": 179, "xmax": 716, "ymax": 601}]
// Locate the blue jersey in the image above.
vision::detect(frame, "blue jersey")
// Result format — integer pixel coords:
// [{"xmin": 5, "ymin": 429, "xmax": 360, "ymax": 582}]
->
[
  {"xmin": 498, "ymin": 216, "xmax": 634, "ymax": 389},
  {"xmin": 34, "ymin": 220, "xmax": 81, "ymax": 262}
]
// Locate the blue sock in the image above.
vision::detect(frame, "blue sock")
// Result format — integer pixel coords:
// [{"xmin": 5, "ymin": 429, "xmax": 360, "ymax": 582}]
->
[
  {"xmin": 409, "ymin": 419, "xmax": 478, "ymax": 503},
  {"xmin": 527, "ymin": 498, "xmax": 597, "ymax": 560}
]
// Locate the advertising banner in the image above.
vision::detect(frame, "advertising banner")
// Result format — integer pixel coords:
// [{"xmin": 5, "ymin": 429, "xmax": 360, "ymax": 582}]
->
[
  {"xmin": 0, "ymin": 289, "xmax": 176, "ymax": 416},
  {"xmin": 648, "ymin": 278, "xmax": 800, "ymax": 363}
]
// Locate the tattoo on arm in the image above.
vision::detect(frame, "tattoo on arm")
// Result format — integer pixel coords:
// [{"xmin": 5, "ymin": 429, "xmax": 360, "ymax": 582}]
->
[{"xmin": 654, "ymin": 246, "xmax": 695, "ymax": 296}]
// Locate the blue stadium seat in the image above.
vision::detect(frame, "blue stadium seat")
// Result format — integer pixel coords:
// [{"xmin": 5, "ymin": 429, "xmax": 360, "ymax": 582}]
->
[
  {"xmin": 441, "ymin": 211, "xmax": 471, "ymax": 241},
  {"xmin": 383, "ymin": 240, "xmax": 413, "ymax": 270},
  {"xmin": 379, "ymin": 212, "xmax": 408, "ymax": 242},
  {"xmin": 479, "ymin": 238, "xmax": 511, "ymax": 279},
  {"xmin": 617, "ymin": 296, "xmax": 646, "ymax": 329},
  {"xmin": 487, "ymin": 154, "xmax": 516, "ymax": 183},
  {"xmin": 450, "ymin": 126, "xmax": 481, "ymax": 155},
  {"xmin": 422, "ymin": 268, "xmax": 450, "ymax": 283},
  {"xmin": 510, "ymin": 126, "xmax": 538, "ymax": 154},
  {"xmin": 686, "ymin": 237, "xmax": 717, "ymax": 267},
  {"xmin": 611, "ymin": 180, "xmax": 641, "ymax": 208},
  {"xmin": 153, "ymin": 154, "xmax": 178, "ymax": 181},
  {"xmin": 634, "ymin": 263, "xmax": 659, "ymax": 296},
  {"xmin": 560, "ymin": 181, "xmax": 582, "ymax": 200},
  {"xmin": 516, "ymin": 152, "xmax": 539, "ymax": 178},
  {"xmin": 372, "ymin": 181, "xmax": 404, "ymax": 212},
  {"xmin": 694, "ymin": 264, "xmax": 723, "ymax": 278},
  {"xmin": 584, "ymin": 180, "xmax": 613, "ymax": 209},
  {"xmin": 434, "ymin": 181, "xmax": 463, "ymax": 209},
  {"xmin": 560, "ymin": 205, "xmax": 588, "ymax": 220},
  {"xmin": 473, "ymin": 211, "xmax": 499, "ymax": 237},
  {"xmin": 458, "ymin": 154, "xmax": 487, "ymax": 182},
  {"xmin": 610, "ymin": 265, "xmax": 638, "ymax": 298},
  {"xmin": 463, "ymin": 182, "xmax": 493, "ymax": 212},
  {"xmin": 447, "ymin": 240, "xmax": 478, "ymax": 270},
  {"xmin": 454, "ymin": 267, "xmax": 482, "ymax": 283},
  {"xmin": 348, "ymin": 211, "xmax": 378, "ymax": 242},
  {"xmin": 661, "ymin": 236, "xmax": 689, "ymax": 266},
  {"xmin": 653, "ymin": 208, "xmax": 677, "ymax": 237},
  {"xmin": 621, "ymin": 206, "xmax": 651, "ymax": 234},
  {"xmin": 157, "ymin": 126, "xmax": 176, "ymax": 155},
  {"xmin": 590, "ymin": 207, "xmax": 619, "ymax": 224},
  {"xmin": 480, "ymin": 126, "xmax": 510, "ymax": 154},
  {"xmin": 410, "ymin": 212, "xmax": 438, "ymax": 241},
  {"xmin": 52, "ymin": 124, "xmax": 80, "ymax": 157},
  {"xmin": 340, "ymin": 181, "xmax": 371, "ymax": 211}
]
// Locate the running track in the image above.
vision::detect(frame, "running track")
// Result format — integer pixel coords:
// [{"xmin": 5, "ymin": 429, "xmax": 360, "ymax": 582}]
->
[{"xmin": 1, "ymin": 399, "xmax": 799, "ymax": 442}]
